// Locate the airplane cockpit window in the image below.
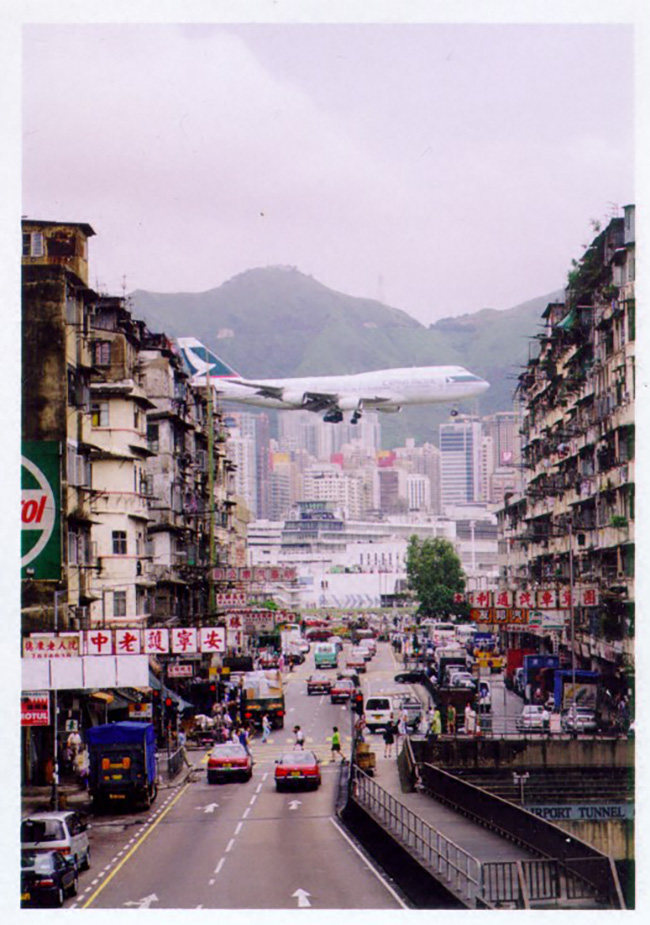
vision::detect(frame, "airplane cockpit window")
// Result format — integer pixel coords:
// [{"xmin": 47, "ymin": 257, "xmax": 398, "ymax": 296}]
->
[{"xmin": 446, "ymin": 373, "xmax": 482, "ymax": 382}]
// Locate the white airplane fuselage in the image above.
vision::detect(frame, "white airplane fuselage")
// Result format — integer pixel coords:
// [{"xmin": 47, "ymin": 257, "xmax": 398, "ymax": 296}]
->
[
  {"xmin": 175, "ymin": 337, "xmax": 489, "ymax": 420},
  {"xmin": 209, "ymin": 366, "xmax": 487, "ymax": 410}
]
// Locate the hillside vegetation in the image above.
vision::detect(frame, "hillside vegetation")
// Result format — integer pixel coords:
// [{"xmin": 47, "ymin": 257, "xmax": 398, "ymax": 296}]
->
[{"xmin": 130, "ymin": 267, "xmax": 560, "ymax": 447}]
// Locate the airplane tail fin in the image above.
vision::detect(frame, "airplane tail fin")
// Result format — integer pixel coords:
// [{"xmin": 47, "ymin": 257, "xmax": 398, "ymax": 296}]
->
[{"xmin": 176, "ymin": 337, "xmax": 240, "ymax": 380}]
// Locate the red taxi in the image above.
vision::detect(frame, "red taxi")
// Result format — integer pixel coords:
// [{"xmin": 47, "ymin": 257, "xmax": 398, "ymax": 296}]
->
[
  {"xmin": 330, "ymin": 678, "xmax": 356, "ymax": 704},
  {"xmin": 207, "ymin": 743, "xmax": 253, "ymax": 784},
  {"xmin": 275, "ymin": 750, "xmax": 321, "ymax": 791}
]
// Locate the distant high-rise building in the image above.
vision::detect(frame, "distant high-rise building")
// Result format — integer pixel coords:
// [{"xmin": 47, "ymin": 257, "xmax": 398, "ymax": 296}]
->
[{"xmin": 439, "ymin": 417, "xmax": 483, "ymax": 508}]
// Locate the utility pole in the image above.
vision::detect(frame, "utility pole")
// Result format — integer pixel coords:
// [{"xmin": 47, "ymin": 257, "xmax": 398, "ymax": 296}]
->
[
  {"xmin": 51, "ymin": 589, "xmax": 65, "ymax": 811},
  {"xmin": 568, "ymin": 517, "xmax": 576, "ymax": 707}
]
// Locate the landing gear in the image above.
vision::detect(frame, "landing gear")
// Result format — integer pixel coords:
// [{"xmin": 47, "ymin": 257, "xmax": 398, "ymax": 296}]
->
[
  {"xmin": 323, "ymin": 409, "xmax": 344, "ymax": 423},
  {"xmin": 350, "ymin": 410, "xmax": 362, "ymax": 425},
  {"xmin": 450, "ymin": 407, "xmax": 459, "ymax": 417}
]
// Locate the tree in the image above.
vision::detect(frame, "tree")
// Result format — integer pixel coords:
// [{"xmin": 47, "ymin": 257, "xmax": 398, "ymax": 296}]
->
[{"xmin": 406, "ymin": 535, "xmax": 466, "ymax": 618}]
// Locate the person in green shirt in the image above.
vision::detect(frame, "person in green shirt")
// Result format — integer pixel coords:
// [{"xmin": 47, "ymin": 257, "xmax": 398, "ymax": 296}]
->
[
  {"xmin": 446, "ymin": 703, "xmax": 457, "ymax": 735},
  {"xmin": 428, "ymin": 708, "xmax": 442, "ymax": 741},
  {"xmin": 331, "ymin": 726, "xmax": 342, "ymax": 762}
]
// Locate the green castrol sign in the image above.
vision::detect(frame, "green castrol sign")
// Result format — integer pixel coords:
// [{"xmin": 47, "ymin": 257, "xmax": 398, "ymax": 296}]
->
[{"xmin": 21, "ymin": 442, "xmax": 61, "ymax": 580}]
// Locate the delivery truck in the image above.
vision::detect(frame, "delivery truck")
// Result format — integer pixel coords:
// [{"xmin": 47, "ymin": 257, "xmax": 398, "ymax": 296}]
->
[{"xmin": 86, "ymin": 721, "xmax": 158, "ymax": 811}]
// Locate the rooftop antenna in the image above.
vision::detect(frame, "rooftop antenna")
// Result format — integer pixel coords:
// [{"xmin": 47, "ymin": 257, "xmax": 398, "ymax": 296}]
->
[
  {"xmin": 605, "ymin": 202, "xmax": 619, "ymax": 221},
  {"xmin": 121, "ymin": 274, "xmax": 127, "ymax": 297}
]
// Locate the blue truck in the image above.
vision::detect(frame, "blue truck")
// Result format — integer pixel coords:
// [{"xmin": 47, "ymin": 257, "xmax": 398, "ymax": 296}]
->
[{"xmin": 86, "ymin": 721, "xmax": 158, "ymax": 811}]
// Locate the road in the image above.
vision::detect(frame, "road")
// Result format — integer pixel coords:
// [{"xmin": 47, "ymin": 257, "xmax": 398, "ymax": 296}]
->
[{"xmin": 76, "ymin": 642, "xmax": 406, "ymax": 910}]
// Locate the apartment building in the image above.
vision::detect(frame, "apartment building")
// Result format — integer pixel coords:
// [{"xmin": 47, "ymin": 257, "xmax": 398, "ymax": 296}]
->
[{"xmin": 499, "ymin": 206, "xmax": 635, "ymax": 689}]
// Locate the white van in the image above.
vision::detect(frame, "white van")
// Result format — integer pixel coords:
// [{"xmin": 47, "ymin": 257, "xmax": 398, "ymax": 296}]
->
[
  {"xmin": 364, "ymin": 694, "xmax": 398, "ymax": 732},
  {"xmin": 21, "ymin": 811, "xmax": 91, "ymax": 871}
]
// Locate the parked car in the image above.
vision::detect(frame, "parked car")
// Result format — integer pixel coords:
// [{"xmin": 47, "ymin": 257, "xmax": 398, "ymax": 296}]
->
[
  {"xmin": 562, "ymin": 707, "xmax": 598, "ymax": 734},
  {"xmin": 21, "ymin": 850, "xmax": 78, "ymax": 907},
  {"xmin": 306, "ymin": 673, "xmax": 333, "ymax": 695},
  {"xmin": 516, "ymin": 705, "xmax": 546, "ymax": 732},
  {"xmin": 207, "ymin": 743, "xmax": 253, "ymax": 784},
  {"xmin": 275, "ymin": 750, "xmax": 321, "ymax": 791},
  {"xmin": 394, "ymin": 695, "xmax": 423, "ymax": 730},
  {"xmin": 21, "ymin": 810, "xmax": 90, "ymax": 871},
  {"xmin": 394, "ymin": 668, "xmax": 427, "ymax": 684},
  {"xmin": 330, "ymin": 678, "xmax": 356, "ymax": 704}
]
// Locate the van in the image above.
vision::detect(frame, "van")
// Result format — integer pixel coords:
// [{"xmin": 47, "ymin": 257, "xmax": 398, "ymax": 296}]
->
[
  {"xmin": 364, "ymin": 695, "xmax": 397, "ymax": 732},
  {"xmin": 314, "ymin": 642, "xmax": 338, "ymax": 669},
  {"xmin": 21, "ymin": 811, "xmax": 90, "ymax": 871}
]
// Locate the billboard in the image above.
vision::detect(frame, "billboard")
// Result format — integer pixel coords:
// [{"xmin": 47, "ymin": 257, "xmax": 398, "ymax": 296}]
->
[{"xmin": 21, "ymin": 441, "xmax": 61, "ymax": 580}]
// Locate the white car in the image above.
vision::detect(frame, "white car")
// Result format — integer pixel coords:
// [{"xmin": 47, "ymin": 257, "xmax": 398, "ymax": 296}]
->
[
  {"xmin": 562, "ymin": 708, "xmax": 597, "ymax": 734},
  {"xmin": 21, "ymin": 811, "xmax": 91, "ymax": 871},
  {"xmin": 516, "ymin": 705, "xmax": 546, "ymax": 732}
]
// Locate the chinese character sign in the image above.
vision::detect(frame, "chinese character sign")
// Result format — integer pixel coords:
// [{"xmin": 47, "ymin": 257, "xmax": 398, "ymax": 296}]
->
[
  {"xmin": 199, "ymin": 627, "xmax": 226, "ymax": 654},
  {"xmin": 494, "ymin": 589, "xmax": 514, "ymax": 608},
  {"xmin": 143, "ymin": 628, "xmax": 170, "ymax": 654},
  {"xmin": 515, "ymin": 589, "xmax": 534, "ymax": 609},
  {"xmin": 536, "ymin": 589, "xmax": 558, "ymax": 610},
  {"xmin": 86, "ymin": 630, "xmax": 113, "ymax": 655},
  {"xmin": 23, "ymin": 634, "xmax": 81, "ymax": 659},
  {"xmin": 171, "ymin": 628, "xmax": 198, "ymax": 654},
  {"xmin": 115, "ymin": 629, "xmax": 141, "ymax": 654}
]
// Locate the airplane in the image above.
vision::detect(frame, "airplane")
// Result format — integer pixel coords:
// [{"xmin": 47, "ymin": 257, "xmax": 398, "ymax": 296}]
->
[{"xmin": 176, "ymin": 336, "xmax": 489, "ymax": 424}]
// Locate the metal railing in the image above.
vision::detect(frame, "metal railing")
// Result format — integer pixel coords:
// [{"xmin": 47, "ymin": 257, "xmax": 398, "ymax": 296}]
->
[
  {"xmin": 350, "ymin": 765, "xmax": 481, "ymax": 907},
  {"xmin": 160, "ymin": 747, "xmax": 184, "ymax": 780}
]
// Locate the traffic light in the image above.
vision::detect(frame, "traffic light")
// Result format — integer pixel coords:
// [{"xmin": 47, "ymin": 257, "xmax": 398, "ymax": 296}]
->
[{"xmin": 353, "ymin": 692, "xmax": 364, "ymax": 715}]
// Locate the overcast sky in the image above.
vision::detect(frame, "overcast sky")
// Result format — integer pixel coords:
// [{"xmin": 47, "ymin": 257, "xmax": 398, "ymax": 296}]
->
[{"xmin": 22, "ymin": 19, "xmax": 634, "ymax": 325}]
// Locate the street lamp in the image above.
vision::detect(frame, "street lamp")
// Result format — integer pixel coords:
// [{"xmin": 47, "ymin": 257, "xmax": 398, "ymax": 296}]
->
[{"xmin": 513, "ymin": 770, "xmax": 529, "ymax": 805}]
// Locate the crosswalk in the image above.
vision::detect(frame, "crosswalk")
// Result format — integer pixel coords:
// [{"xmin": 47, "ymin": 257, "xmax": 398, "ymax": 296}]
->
[{"xmin": 194, "ymin": 734, "xmax": 353, "ymax": 766}]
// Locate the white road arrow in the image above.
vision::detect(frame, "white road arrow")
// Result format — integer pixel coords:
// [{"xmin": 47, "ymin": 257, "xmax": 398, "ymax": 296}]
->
[
  {"xmin": 203, "ymin": 803, "xmax": 219, "ymax": 813},
  {"xmin": 124, "ymin": 894, "xmax": 159, "ymax": 909},
  {"xmin": 292, "ymin": 888, "xmax": 311, "ymax": 908},
  {"xmin": 288, "ymin": 800, "xmax": 302, "ymax": 810}
]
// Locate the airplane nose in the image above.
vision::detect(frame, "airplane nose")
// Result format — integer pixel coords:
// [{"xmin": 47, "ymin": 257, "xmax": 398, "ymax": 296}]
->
[{"xmin": 480, "ymin": 379, "xmax": 490, "ymax": 393}]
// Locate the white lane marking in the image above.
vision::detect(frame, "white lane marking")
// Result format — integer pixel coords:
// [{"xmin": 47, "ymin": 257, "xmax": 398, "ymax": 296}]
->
[
  {"xmin": 235, "ymin": 822, "xmax": 243, "ymax": 835},
  {"xmin": 262, "ymin": 772, "xmax": 268, "ymax": 781},
  {"xmin": 214, "ymin": 857, "xmax": 225, "ymax": 875},
  {"xmin": 249, "ymin": 794, "xmax": 257, "ymax": 805},
  {"xmin": 209, "ymin": 879, "xmax": 215, "ymax": 885},
  {"xmin": 255, "ymin": 783, "xmax": 263, "ymax": 794},
  {"xmin": 225, "ymin": 839, "xmax": 235, "ymax": 853},
  {"xmin": 329, "ymin": 817, "xmax": 408, "ymax": 908},
  {"xmin": 242, "ymin": 807, "xmax": 250, "ymax": 818}
]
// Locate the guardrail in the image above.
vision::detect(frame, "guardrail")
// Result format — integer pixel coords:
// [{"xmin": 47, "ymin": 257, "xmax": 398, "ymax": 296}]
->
[
  {"xmin": 160, "ymin": 746, "xmax": 185, "ymax": 780},
  {"xmin": 419, "ymin": 763, "xmax": 624, "ymax": 908},
  {"xmin": 350, "ymin": 765, "xmax": 481, "ymax": 907}
]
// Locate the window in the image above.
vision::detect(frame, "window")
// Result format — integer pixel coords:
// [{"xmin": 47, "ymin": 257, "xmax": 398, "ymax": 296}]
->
[
  {"xmin": 22, "ymin": 231, "xmax": 44, "ymax": 257},
  {"xmin": 147, "ymin": 423, "xmax": 159, "ymax": 453},
  {"xmin": 93, "ymin": 341, "xmax": 112, "ymax": 366},
  {"xmin": 68, "ymin": 528, "xmax": 79, "ymax": 564},
  {"xmin": 112, "ymin": 530, "xmax": 127, "ymax": 555},
  {"xmin": 91, "ymin": 401, "xmax": 109, "ymax": 427},
  {"xmin": 113, "ymin": 591, "xmax": 127, "ymax": 617}
]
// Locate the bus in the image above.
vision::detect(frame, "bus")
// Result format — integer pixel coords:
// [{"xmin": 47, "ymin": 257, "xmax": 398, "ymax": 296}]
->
[{"xmin": 314, "ymin": 642, "xmax": 338, "ymax": 669}]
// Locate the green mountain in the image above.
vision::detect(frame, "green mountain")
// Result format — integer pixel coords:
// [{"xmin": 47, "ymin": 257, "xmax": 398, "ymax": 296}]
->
[{"xmin": 130, "ymin": 267, "xmax": 560, "ymax": 447}]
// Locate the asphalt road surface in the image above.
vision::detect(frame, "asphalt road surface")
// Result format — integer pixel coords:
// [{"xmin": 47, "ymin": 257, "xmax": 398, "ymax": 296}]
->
[{"xmin": 78, "ymin": 642, "xmax": 406, "ymax": 910}]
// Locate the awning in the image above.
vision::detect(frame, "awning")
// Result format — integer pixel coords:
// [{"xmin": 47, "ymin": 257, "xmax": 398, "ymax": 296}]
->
[
  {"xmin": 556, "ymin": 309, "xmax": 576, "ymax": 331},
  {"xmin": 89, "ymin": 691, "xmax": 114, "ymax": 704}
]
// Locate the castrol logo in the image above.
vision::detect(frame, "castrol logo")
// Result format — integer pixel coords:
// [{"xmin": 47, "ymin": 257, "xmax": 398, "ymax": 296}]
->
[{"xmin": 21, "ymin": 456, "xmax": 56, "ymax": 568}]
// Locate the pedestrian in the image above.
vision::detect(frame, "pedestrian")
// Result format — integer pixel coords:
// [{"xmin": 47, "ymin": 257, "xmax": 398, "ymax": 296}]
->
[
  {"xmin": 231, "ymin": 727, "xmax": 240, "ymax": 744},
  {"xmin": 261, "ymin": 714, "xmax": 271, "ymax": 743},
  {"xmin": 464, "ymin": 702, "xmax": 476, "ymax": 736},
  {"xmin": 446, "ymin": 702, "xmax": 457, "ymax": 735},
  {"xmin": 238, "ymin": 725, "xmax": 251, "ymax": 755},
  {"xmin": 278, "ymin": 653, "xmax": 286, "ymax": 673},
  {"xmin": 354, "ymin": 714, "xmax": 366, "ymax": 742},
  {"xmin": 294, "ymin": 724, "xmax": 305, "ymax": 749},
  {"xmin": 383, "ymin": 715, "xmax": 396, "ymax": 758},
  {"xmin": 541, "ymin": 706, "xmax": 550, "ymax": 735},
  {"xmin": 397, "ymin": 713, "xmax": 407, "ymax": 746},
  {"xmin": 331, "ymin": 726, "xmax": 342, "ymax": 762},
  {"xmin": 428, "ymin": 707, "xmax": 442, "ymax": 741},
  {"xmin": 75, "ymin": 747, "xmax": 89, "ymax": 790}
]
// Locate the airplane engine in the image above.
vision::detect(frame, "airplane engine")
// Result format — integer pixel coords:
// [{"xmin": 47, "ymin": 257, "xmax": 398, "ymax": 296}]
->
[
  {"xmin": 337, "ymin": 397, "xmax": 360, "ymax": 411},
  {"xmin": 377, "ymin": 404, "xmax": 402, "ymax": 414},
  {"xmin": 281, "ymin": 389, "xmax": 309, "ymax": 408}
]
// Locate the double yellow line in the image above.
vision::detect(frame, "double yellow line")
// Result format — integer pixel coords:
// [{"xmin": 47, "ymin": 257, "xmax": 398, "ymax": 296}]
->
[{"xmin": 82, "ymin": 782, "xmax": 191, "ymax": 908}]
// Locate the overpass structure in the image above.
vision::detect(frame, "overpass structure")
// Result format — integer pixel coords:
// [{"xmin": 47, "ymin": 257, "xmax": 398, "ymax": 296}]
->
[{"xmin": 342, "ymin": 740, "xmax": 626, "ymax": 910}]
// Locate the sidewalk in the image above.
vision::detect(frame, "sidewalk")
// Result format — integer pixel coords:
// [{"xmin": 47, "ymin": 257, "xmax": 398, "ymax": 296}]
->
[
  {"xmin": 21, "ymin": 764, "xmax": 195, "ymax": 818},
  {"xmin": 367, "ymin": 745, "xmax": 535, "ymax": 863}
]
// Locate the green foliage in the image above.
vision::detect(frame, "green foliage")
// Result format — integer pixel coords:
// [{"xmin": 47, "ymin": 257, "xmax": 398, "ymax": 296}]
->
[
  {"xmin": 406, "ymin": 535, "xmax": 465, "ymax": 618},
  {"xmin": 131, "ymin": 267, "xmax": 562, "ymax": 447}
]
